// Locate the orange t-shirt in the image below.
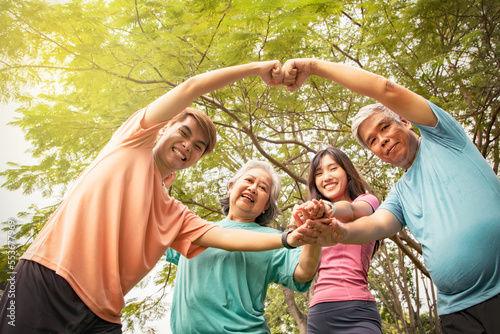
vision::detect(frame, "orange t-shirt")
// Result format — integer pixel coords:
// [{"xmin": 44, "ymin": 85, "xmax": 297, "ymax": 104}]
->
[{"xmin": 21, "ymin": 108, "xmax": 216, "ymax": 324}]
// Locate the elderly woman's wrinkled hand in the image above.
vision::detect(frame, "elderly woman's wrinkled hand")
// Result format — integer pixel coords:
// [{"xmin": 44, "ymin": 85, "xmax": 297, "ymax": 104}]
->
[{"xmin": 288, "ymin": 224, "xmax": 318, "ymax": 246}]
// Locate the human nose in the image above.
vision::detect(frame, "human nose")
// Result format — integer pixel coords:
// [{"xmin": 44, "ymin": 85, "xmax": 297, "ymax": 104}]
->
[
  {"xmin": 380, "ymin": 135, "xmax": 389, "ymax": 148},
  {"xmin": 323, "ymin": 170, "xmax": 333, "ymax": 181},
  {"xmin": 182, "ymin": 141, "xmax": 192, "ymax": 152},
  {"xmin": 247, "ymin": 183, "xmax": 257, "ymax": 193}
]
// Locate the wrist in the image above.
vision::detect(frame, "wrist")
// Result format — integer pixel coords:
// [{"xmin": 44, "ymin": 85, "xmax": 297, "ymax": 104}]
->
[
  {"xmin": 281, "ymin": 230, "xmax": 297, "ymax": 249},
  {"xmin": 323, "ymin": 200, "xmax": 336, "ymax": 216},
  {"xmin": 310, "ymin": 59, "xmax": 320, "ymax": 76}
]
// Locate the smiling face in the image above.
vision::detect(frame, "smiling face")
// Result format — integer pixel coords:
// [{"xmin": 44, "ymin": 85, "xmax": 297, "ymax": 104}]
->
[
  {"xmin": 358, "ymin": 112, "xmax": 420, "ymax": 169},
  {"xmin": 314, "ymin": 154, "xmax": 350, "ymax": 202},
  {"xmin": 153, "ymin": 115, "xmax": 209, "ymax": 177},
  {"xmin": 227, "ymin": 168, "xmax": 272, "ymax": 223}
]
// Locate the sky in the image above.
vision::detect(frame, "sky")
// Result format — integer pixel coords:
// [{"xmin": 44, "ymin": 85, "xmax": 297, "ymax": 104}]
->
[{"xmin": 0, "ymin": 101, "xmax": 56, "ymax": 243}]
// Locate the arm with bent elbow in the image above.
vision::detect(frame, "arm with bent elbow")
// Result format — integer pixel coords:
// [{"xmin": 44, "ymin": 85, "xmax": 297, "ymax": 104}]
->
[
  {"xmin": 143, "ymin": 61, "xmax": 283, "ymax": 127},
  {"xmin": 283, "ymin": 59, "xmax": 436, "ymax": 127},
  {"xmin": 293, "ymin": 243, "xmax": 322, "ymax": 283}
]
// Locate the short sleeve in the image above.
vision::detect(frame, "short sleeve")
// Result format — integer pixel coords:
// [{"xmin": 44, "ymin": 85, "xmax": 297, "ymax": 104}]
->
[
  {"xmin": 353, "ymin": 194, "xmax": 380, "ymax": 212},
  {"xmin": 269, "ymin": 248, "xmax": 312, "ymax": 293},
  {"xmin": 165, "ymin": 248, "xmax": 181, "ymax": 265},
  {"xmin": 413, "ymin": 101, "xmax": 468, "ymax": 151},
  {"xmin": 378, "ymin": 188, "xmax": 406, "ymax": 228}
]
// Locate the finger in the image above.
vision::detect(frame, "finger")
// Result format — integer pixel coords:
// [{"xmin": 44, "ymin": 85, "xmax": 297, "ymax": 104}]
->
[
  {"xmin": 282, "ymin": 60, "xmax": 298, "ymax": 86},
  {"xmin": 296, "ymin": 235, "xmax": 318, "ymax": 244},
  {"xmin": 283, "ymin": 68, "xmax": 297, "ymax": 86},
  {"xmin": 271, "ymin": 63, "xmax": 284, "ymax": 85},
  {"xmin": 306, "ymin": 219, "xmax": 332, "ymax": 231},
  {"xmin": 314, "ymin": 217, "xmax": 336, "ymax": 225},
  {"xmin": 295, "ymin": 226, "xmax": 319, "ymax": 238},
  {"xmin": 286, "ymin": 69, "xmax": 310, "ymax": 92},
  {"xmin": 301, "ymin": 210, "xmax": 312, "ymax": 220},
  {"xmin": 292, "ymin": 211, "xmax": 305, "ymax": 226}
]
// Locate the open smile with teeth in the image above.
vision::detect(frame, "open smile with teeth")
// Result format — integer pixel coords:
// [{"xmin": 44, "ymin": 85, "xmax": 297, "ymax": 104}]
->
[
  {"xmin": 241, "ymin": 194, "xmax": 254, "ymax": 202},
  {"xmin": 173, "ymin": 148, "xmax": 187, "ymax": 161},
  {"xmin": 324, "ymin": 183, "xmax": 337, "ymax": 191}
]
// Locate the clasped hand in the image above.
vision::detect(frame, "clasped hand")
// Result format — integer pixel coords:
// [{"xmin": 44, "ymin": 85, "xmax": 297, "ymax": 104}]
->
[{"xmin": 287, "ymin": 200, "xmax": 348, "ymax": 247}]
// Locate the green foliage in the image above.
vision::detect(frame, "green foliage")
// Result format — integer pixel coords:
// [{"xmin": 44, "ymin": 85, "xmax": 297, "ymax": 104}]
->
[
  {"xmin": 264, "ymin": 284, "xmax": 309, "ymax": 334},
  {"xmin": 121, "ymin": 261, "xmax": 176, "ymax": 333}
]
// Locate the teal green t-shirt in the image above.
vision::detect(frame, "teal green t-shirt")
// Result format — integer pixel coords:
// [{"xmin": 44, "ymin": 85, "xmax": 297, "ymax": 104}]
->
[
  {"xmin": 380, "ymin": 100, "xmax": 500, "ymax": 315},
  {"xmin": 165, "ymin": 219, "xmax": 311, "ymax": 333}
]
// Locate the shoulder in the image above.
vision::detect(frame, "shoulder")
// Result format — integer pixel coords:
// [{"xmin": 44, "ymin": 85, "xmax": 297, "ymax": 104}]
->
[{"xmin": 354, "ymin": 193, "xmax": 380, "ymax": 211}]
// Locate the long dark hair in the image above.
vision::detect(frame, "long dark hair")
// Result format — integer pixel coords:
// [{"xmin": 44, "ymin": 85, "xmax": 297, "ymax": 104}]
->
[{"xmin": 306, "ymin": 146, "xmax": 382, "ymax": 256}]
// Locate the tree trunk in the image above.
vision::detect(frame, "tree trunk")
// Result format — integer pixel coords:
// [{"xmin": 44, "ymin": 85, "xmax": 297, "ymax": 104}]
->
[{"xmin": 281, "ymin": 286, "xmax": 308, "ymax": 334}]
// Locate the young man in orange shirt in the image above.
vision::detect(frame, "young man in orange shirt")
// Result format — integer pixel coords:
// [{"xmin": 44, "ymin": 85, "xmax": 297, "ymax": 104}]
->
[{"xmin": 0, "ymin": 61, "xmax": 323, "ymax": 333}]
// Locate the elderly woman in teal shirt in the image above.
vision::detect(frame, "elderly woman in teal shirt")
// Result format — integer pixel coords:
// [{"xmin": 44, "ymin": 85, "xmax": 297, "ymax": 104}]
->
[{"xmin": 165, "ymin": 160, "xmax": 323, "ymax": 333}]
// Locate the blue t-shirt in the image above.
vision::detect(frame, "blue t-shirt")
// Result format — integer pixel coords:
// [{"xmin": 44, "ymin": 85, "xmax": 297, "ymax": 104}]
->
[
  {"xmin": 380, "ymin": 100, "xmax": 500, "ymax": 315},
  {"xmin": 165, "ymin": 219, "xmax": 311, "ymax": 333}
]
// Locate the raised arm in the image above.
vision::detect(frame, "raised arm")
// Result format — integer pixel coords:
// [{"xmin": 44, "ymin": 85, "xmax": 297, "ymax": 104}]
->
[
  {"xmin": 282, "ymin": 59, "xmax": 436, "ymax": 127},
  {"xmin": 143, "ymin": 60, "xmax": 284, "ymax": 127}
]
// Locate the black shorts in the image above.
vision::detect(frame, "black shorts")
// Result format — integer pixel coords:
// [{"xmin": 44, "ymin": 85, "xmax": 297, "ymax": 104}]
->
[
  {"xmin": 0, "ymin": 259, "xmax": 122, "ymax": 334},
  {"xmin": 439, "ymin": 293, "xmax": 500, "ymax": 334},
  {"xmin": 307, "ymin": 300, "xmax": 382, "ymax": 334}
]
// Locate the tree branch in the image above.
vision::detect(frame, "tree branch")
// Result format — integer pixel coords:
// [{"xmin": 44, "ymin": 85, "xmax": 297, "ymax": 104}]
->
[{"xmin": 389, "ymin": 233, "xmax": 430, "ymax": 279}]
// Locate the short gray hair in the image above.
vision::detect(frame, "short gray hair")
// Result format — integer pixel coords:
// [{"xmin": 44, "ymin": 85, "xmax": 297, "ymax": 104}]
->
[
  {"xmin": 219, "ymin": 160, "xmax": 282, "ymax": 226},
  {"xmin": 351, "ymin": 103, "xmax": 403, "ymax": 149}
]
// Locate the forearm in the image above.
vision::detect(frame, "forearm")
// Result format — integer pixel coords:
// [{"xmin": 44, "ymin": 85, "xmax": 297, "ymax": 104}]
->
[
  {"xmin": 194, "ymin": 225, "xmax": 318, "ymax": 251},
  {"xmin": 145, "ymin": 61, "xmax": 279, "ymax": 126},
  {"xmin": 175, "ymin": 62, "xmax": 267, "ymax": 101},
  {"xmin": 331, "ymin": 200, "xmax": 374, "ymax": 222},
  {"xmin": 343, "ymin": 213, "xmax": 401, "ymax": 244},
  {"xmin": 195, "ymin": 226, "xmax": 283, "ymax": 251},
  {"xmin": 342, "ymin": 217, "xmax": 384, "ymax": 244},
  {"xmin": 309, "ymin": 209, "xmax": 401, "ymax": 246},
  {"xmin": 310, "ymin": 59, "xmax": 434, "ymax": 125},
  {"xmin": 330, "ymin": 201, "xmax": 355, "ymax": 222},
  {"xmin": 311, "ymin": 60, "xmax": 390, "ymax": 102},
  {"xmin": 293, "ymin": 244, "xmax": 322, "ymax": 282}
]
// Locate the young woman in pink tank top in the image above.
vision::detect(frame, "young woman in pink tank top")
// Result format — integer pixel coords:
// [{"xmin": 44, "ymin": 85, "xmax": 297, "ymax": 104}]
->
[{"xmin": 292, "ymin": 146, "xmax": 382, "ymax": 334}]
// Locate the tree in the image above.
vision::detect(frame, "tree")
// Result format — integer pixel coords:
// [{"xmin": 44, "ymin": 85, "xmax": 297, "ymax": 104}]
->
[{"xmin": 1, "ymin": 0, "xmax": 498, "ymax": 332}]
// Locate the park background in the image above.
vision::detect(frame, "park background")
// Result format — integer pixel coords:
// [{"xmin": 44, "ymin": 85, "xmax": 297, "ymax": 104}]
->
[{"xmin": 1, "ymin": 0, "xmax": 499, "ymax": 333}]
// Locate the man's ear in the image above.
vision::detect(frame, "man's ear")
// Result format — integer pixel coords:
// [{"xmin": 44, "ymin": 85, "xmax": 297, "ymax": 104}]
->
[{"xmin": 401, "ymin": 118, "xmax": 413, "ymax": 129}]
